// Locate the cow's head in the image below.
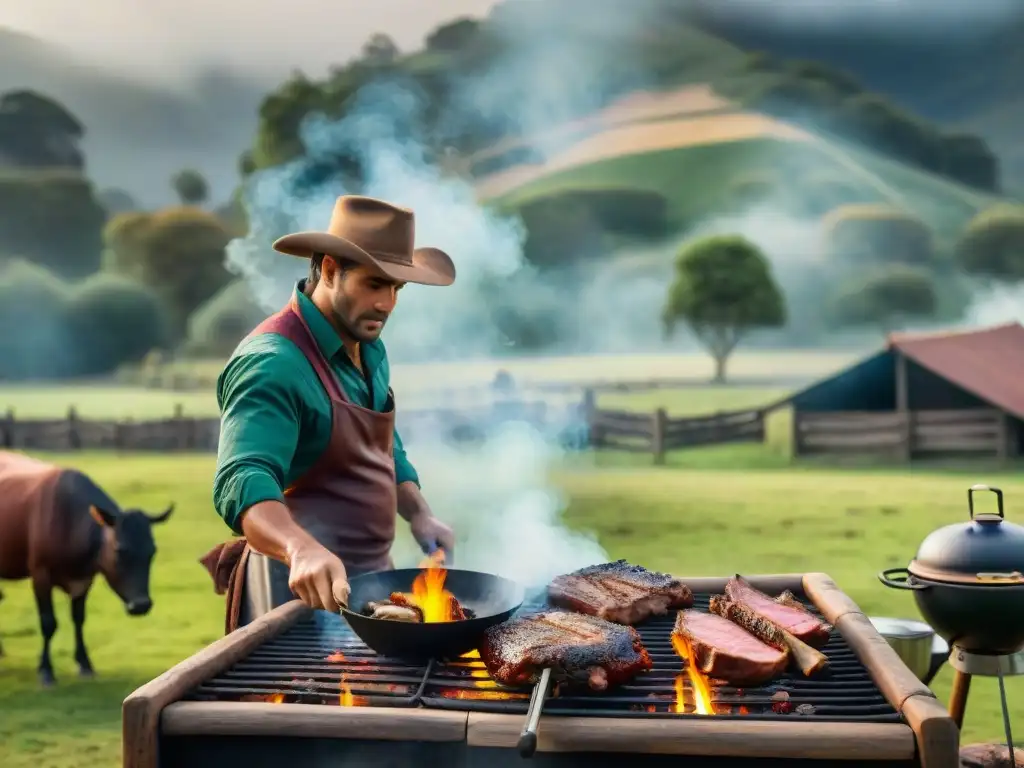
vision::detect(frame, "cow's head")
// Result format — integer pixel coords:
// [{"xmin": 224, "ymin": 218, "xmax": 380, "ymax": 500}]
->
[{"xmin": 89, "ymin": 503, "xmax": 174, "ymax": 616}]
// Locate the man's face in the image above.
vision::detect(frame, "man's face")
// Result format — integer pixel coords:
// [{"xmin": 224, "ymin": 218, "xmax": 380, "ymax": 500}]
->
[{"xmin": 323, "ymin": 259, "xmax": 404, "ymax": 342}]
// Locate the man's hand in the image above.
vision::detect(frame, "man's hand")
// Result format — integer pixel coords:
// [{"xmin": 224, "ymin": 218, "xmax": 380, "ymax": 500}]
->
[
  {"xmin": 287, "ymin": 540, "xmax": 350, "ymax": 612},
  {"xmin": 410, "ymin": 513, "xmax": 456, "ymax": 559},
  {"xmin": 397, "ymin": 481, "xmax": 456, "ymax": 559}
]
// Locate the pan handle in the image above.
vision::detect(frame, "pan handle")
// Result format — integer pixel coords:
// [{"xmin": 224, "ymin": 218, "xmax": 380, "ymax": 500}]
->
[
  {"xmin": 517, "ymin": 667, "xmax": 553, "ymax": 758},
  {"xmin": 878, "ymin": 568, "xmax": 929, "ymax": 591}
]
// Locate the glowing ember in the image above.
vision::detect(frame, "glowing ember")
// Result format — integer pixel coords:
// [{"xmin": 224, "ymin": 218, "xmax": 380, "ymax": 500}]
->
[
  {"xmin": 267, "ymin": 693, "xmax": 285, "ymax": 704},
  {"xmin": 441, "ymin": 689, "xmax": 530, "ymax": 700},
  {"xmin": 340, "ymin": 682, "xmax": 355, "ymax": 707},
  {"xmin": 326, "ymin": 652, "xmax": 346, "ymax": 662},
  {"xmin": 671, "ymin": 633, "xmax": 715, "ymax": 715},
  {"xmin": 390, "ymin": 549, "xmax": 465, "ymax": 623}
]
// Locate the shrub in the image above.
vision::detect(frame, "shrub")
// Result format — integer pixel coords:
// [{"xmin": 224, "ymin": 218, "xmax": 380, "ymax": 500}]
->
[
  {"xmin": 827, "ymin": 265, "xmax": 937, "ymax": 332},
  {"xmin": 66, "ymin": 274, "xmax": 170, "ymax": 376},
  {"xmin": 0, "ymin": 169, "xmax": 107, "ymax": 278},
  {"xmin": 822, "ymin": 204, "xmax": 935, "ymax": 268},
  {"xmin": 0, "ymin": 260, "xmax": 75, "ymax": 380},
  {"xmin": 955, "ymin": 204, "xmax": 1024, "ymax": 282},
  {"xmin": 185, "ymin": 280, "xmax": 267, "ymax": 357}
]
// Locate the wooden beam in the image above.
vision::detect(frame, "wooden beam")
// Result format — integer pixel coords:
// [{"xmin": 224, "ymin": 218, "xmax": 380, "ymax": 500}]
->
[{"xmin": 894, "ymin": 353, "xmax": 912, "ymax": 460}]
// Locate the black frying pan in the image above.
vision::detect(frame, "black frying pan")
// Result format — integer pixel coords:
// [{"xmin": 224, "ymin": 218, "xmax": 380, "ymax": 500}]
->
[{"xmin": 339, "ymin": 567, "xmax": 525, "ymax": 660}]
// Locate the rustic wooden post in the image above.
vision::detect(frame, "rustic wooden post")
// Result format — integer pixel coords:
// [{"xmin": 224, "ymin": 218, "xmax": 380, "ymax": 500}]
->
[
  {"xmin": 581, "ymin": 388, "xmax": 600, "ymax": 448},
  {"xmin": 2, "ymin": 407, "xmax": 13, "ymax": 449},
  {"xmin": 652, "ymin": 408, "xmax": 667, "ymax": 465},
  {"xmin": 173, "ymin": 403, "xmax": 187, "ymax": 450},
  {"xmin": 790, "ymin": 409, "xmax": 802, "ymax": 459},
  {"xmin": 894, "ymin": 351, "xmax": 913, "ymax": 461},
  {"xmin": 67, "ymin": 405, "xmax": 81, "ymax": 450},
  {"xmin": 996, "ymin": 410, "xmax": 1010, "ymax": 462}
]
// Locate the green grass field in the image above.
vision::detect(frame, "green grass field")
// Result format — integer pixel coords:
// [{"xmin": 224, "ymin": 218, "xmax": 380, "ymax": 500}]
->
[{"xmin": 2, "ymin": 386, "xmax": 1021, "ymax": 767}]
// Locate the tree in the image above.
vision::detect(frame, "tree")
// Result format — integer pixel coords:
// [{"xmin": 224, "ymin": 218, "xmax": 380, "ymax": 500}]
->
[
  {"xmin": 171, "ymin": 169, "xmax": 209, "ymax": 205},
  {"xmin": 102, "ymin": 206, "xmax": 234, "ymax": 337},
  {"xmin": 184, "ymin": 280, "xmax": 267, "ymax": 357},
  {"xmin": 0, "ymin": 90, "xmax": 85, "ymax": 170},
  {"xmin": 828, "ymin": 266, "xmax": 937, "ymax": 334},
  {"xmin": 97, "ymin": 187, "xmax": 139, "ymax": 215},
  {"xmin": 663, "ymin": 235, "xmax": 786, "ymax": 383},
  {"xmin": 0, "ymin": 169, "xmax": 107, "ymax": 278},
  {"xmin": 0, "ymin": 260, "xmax": 75, "ymax": 380},
  {"xmin": 361, "ymin": 33, "xmax": 399, "ymax": 66},
  {"xmin": 822, "ymin": 204, "xmax": 935, "ymax": 269},
  {"xmin": 425, "ymin": 18, "xmax": 481, "ymax": 52},
  {"xmin": 955, "ymin": 204, "xmax": 1024, "ymax": 282}
]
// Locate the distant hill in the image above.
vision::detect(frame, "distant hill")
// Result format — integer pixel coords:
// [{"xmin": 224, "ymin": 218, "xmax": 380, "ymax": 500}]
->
[
  {"xmin": 680, "ymin": 3, "xmax": 1024, "ymax": 193},
  {"xmin": 0, "ymin": 28, "xmax": 268, "ymax": 207}
]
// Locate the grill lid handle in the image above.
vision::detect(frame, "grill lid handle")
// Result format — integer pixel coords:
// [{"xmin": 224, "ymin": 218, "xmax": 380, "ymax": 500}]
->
[{"xmin": 968, "ymin": 484, "xmax": 1004, "ymax": 521}]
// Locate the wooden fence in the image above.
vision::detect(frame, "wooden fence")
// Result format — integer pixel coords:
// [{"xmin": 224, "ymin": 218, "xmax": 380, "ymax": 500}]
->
[{"xmin": 793, "ymin": 409, "xmax": 1019, "ymax": 460}]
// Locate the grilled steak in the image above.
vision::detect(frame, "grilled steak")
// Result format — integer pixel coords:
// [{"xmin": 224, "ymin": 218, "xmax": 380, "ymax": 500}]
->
[
  {"xmin": 480, "ymin": 610, "xmax": 653, "ymax": 690},
  {"xmin": 548, "ymin": 560, "xmax": 694, "ymax": 624},
  {"xmin": 724, "ymin": 577, "xmax": 832, "ymax": 648},
  {"xmin": 673, "ymin": 609, "xmax": 788, "ymax": 685},
  {"xmin": 708, "ymin": 595, "xmax": 828, "ymax": 677}
]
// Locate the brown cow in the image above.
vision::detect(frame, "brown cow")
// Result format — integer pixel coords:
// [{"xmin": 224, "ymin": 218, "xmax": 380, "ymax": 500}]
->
[{"xmin": 0, "ymin": 451, "xmax": 173, "ymax": 686}]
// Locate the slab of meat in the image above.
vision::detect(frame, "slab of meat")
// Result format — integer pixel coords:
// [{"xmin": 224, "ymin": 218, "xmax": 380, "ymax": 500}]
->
[
  {"xmin": 708, "ymin": 595, "xmax": 828, "ymax": 677},
  {"xmin": 724, "ymin": 576, "xmax": 832, "ymax": 648},
  {"xmin": 480, "ymin": 610, "xmax": 653, "ymax": 690},
  {"xmin": 673, "ymin": 609, "xmax": 788, "ymax": 686},
  {"xmin": 548, "ymin": 560, "xmax": 694, "ymax": 624}
]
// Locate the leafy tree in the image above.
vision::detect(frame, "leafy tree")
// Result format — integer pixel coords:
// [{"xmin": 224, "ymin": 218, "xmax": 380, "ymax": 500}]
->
[
  {"xmin": 823, "ymin": 204, "xmax": 935, "ymax": 269},
  {"xmin": 0, "ymin": 169, "xmax": 107, "ymax": 277},
  {"xmin": 361, "ymin": 33, "xmax": 400, "ymax": 66},
  {"xmin": 171, "ymin": 169, "xmax": 209, "ymax": 205},
  {"xmin": 185, "ymin": 280, "xmax": 267, "ymax": 357},
  {"xmin": 238, "ymin": 150, "xmax": 257, "ymax": 178},
  {"xmin": 425, "ymin": 18, "xmax": 481, "ymax": 51},
  {"xmin": 66, "ymin": 274, "xmax": 170, "ymax": 375},
  {"xmin": 0, "ymin": 90, "xmax": 85, "ymax": 169},
  {"xmin": 0, "ymin": 260, "xmax": 75, "ymax": 380},
  {"xmin": 96, "ymin": 187, "xmax": 139, "ymax": 215},
  {"xmin": 955, "ymin": 204, "xmax": 1024, "ymax": 282},
  {"xmin": 102, "ymin": 207, "xmax": 234, "ymax": 337},
  {"xmin": 828, "ymin": 266, "xmax": 937, "ymax": 334},
  {"xmin": 663, "ymin": 235, "xmax": 786, "ymax": 383}
]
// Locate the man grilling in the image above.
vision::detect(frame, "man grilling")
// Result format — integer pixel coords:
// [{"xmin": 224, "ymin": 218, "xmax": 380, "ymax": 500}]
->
[{"xmin": 202, "ymin": 195, "xmax": 456, "ymax": 632}]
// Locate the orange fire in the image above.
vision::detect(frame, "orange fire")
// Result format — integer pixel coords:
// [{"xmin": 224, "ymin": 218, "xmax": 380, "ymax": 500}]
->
[
  {"xmin": 389, "ymin": 549, "xmax": 464, "ymax": 623},
  {"xmin": 266, "ymin": 693, "xmax": 285, "ymax": 704},
  {"xmin": 670, "ymin": 633, "xmax": 715, "ymax": 715},
  {"xmin": 326, "ymin": 652, "xmax": 346, "ymax": 663}
]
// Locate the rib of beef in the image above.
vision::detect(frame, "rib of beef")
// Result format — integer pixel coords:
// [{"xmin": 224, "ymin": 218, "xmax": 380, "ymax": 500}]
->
[
  {"xmin": 548, "ymin": 560, "xmax": 694, "ymax": 624},
  {"xmin": 724, "ymin": 576, "xmax": 832, "ymax": 648},
  {"xmin": 480, "ymin": 610, "xmax": 653, "ymax": 690},
  {"xmin": 673, "ymin": 609, "xmax": 789, "ymax": 686}
]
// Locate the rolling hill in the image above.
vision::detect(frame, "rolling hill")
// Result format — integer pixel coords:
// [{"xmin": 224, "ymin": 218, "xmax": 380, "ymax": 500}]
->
[{"xmin": 474, "ymin": 84, "xmax": 1002, "ymax": 243}]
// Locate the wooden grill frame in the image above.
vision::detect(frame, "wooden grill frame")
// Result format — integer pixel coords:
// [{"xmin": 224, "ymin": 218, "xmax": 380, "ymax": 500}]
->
[{"xmin": 122, "ymin": 573, "xmax": 959, "ymax": 768}]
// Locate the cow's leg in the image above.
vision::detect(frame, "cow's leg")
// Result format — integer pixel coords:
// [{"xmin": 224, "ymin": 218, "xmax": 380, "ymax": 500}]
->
[
  {"xmin": 70, "ymin": 586, "xmax": 94, "ymax": 678},
  {"xmin": 32, "ymin": 579, "xmax": 58, "ymax": 686}
]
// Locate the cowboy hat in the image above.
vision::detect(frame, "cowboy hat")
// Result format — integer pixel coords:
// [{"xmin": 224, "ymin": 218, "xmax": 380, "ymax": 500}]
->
[{"xmin": 273, "ymin": 195, "xmax": 455, "ymax": 287}]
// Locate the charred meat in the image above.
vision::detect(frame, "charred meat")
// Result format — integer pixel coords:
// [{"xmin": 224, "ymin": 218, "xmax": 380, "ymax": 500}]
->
[
  {"xmin": 724, "ymin": 577, "xmax": 832, "ymax": 648},
  {"xmin": 365, "ymin": 601, "xmax": 423, "ymax": 622},
  {"xmin": 480, "ymin": 610, "xmax": 653, "ymax": 690},
  {"xmin": 673, "ymin": 609, "xmax": 789, "ymax": 686},
  {"xmin": 549, "ymin": 560, "xmax": 694, "ymax": 624},
  {"xmin": 708, "ymin": 595, "xmax": 828, "ymax": 677}
]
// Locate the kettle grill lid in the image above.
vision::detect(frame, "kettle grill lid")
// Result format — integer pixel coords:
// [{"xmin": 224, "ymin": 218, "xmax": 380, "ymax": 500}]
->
[{"xmin": 908, "ymin": 485, "xmax": 1024, "ymax": 586}]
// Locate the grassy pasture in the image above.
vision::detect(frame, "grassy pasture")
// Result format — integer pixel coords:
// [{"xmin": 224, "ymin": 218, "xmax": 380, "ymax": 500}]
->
[{"xmin": 1, "ymin": 437, "xmax": 1022, "ymax": 766}]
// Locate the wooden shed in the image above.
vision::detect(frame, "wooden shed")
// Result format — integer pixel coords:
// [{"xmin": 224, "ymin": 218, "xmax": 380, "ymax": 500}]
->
[{"xmin": 786, "ymin": 322, "xmax": 1024, "ymax": 461}]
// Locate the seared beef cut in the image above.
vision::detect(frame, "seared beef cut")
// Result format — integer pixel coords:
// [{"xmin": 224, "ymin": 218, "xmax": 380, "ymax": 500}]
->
[
  {"xmin": 708, "ymin": 595, "xmax": 828, "ymax": 677},
  {"xmin": 480, "ymin": 610, "xmax": 653, "ymax": 690},
  {"xmin": 549, "ymin": 560, "xmax": 694, "ymax": 624},
  {"xmin": 724, "ymin": 577, "xmax": 832, "ymax": 648},
  {"xmin": 673, "ymin": 609, "xmax": 788, "ymax": 685}
]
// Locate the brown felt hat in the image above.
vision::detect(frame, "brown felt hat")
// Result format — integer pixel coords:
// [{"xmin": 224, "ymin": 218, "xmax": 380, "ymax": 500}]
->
[{"xmin": 273, "ymin": 195, "xmax": 455, "ymax": 287}]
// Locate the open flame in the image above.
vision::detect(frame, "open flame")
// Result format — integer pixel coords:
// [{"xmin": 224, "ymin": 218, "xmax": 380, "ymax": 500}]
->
[
  {"xmin": 389, "ymin": 549, "xmax": 465, "ymax": 623},
  {"xmin": 671, "ymin": 633, "xmax": 715, "ymax": 715}
]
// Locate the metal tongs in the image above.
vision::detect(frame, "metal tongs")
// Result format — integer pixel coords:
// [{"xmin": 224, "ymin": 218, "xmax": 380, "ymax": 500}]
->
[{"xmin": 517, "ymin": 667, "xmax": 553, "ymax": 758}]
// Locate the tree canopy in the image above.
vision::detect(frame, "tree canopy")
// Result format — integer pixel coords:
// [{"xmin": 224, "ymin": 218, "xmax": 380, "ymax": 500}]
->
[
  {"xmin": 663, "ymin": 235, "xmax": 786, "ymax": 382},
  {"xmin": 955, "ymin": 204, "xmax": 1024, "ymax": 283}
]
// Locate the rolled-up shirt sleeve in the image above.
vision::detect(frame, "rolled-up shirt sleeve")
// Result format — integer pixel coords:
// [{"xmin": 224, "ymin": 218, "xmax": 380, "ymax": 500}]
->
[
  {"xmin": 393, "ymin": 427, "xmax": 420, "ymax": 487},
  {"xmin": 213, "ymin": 349, "xmax": 303, "ymax": 534}
]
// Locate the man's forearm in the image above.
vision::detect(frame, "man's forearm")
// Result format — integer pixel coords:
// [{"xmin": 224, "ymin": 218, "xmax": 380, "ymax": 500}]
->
[
  {"xmin": 397, "ymin": 480, "xmax": 430, "ymax": 523},
  {"xmin": 240, "ymin": 500, "xmax": 321, "ymax": 565}
]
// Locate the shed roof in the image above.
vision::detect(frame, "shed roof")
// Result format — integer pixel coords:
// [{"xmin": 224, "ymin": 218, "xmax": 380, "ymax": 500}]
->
[{"xmin": 887, "ymin": 322, "xmax": 1024, "ymax": 418}]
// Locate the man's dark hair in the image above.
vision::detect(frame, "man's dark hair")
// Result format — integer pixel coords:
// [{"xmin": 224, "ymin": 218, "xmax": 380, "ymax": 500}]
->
[{"xmin": 306, "ymin": 252, "xmax": 359, "ymax": 294}]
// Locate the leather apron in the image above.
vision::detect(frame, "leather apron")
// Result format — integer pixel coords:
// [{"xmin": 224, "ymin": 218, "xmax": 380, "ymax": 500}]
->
[{"xmin": 202, "ymin": 296, "xmax": 398, "ymax": 634}]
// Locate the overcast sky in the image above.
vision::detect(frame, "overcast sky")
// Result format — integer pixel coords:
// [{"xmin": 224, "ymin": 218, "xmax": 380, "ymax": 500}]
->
[{"xmin": 3, "ymin": 0, "xmax": 501, "ymax": 84}]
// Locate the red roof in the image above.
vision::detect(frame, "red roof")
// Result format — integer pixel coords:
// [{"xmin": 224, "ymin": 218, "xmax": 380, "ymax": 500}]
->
[{"xmin": 887, "ymin": 322, "xmax": 1024, "ymax": 418}]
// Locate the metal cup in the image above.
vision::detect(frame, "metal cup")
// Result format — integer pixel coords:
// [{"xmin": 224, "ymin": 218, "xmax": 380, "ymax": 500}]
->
[{"xmin": 869, "ymin": 616, "xmax": 948, "ymax": 685}]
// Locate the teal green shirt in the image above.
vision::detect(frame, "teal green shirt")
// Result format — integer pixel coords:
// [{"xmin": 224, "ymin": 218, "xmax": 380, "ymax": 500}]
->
[{"xmin": 213, "ymin": 281, "xmax": 419, "ymax": 534}]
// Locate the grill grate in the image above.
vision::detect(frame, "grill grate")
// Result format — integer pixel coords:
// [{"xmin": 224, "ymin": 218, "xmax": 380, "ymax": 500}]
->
[{"xmin": 186, "ymin": 592, "xmax": 901, "ymax": 723}]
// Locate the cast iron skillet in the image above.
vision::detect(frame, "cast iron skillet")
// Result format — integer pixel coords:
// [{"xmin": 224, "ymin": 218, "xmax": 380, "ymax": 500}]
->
[{"xmin": 339, "ymin": 567, "xmax": 525, "ymax": 660}]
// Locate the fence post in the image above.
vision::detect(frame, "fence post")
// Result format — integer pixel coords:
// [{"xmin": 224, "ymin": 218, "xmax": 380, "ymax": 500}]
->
[
  {"xmin": 2, "ymin": 407, "xmax": 13, "ymax": 449},
  {"xmin": 652, "ymin": 408, "xmax": 667, "ymax": 465},
  {"xmin": 173, "ymin": 403, "xmax": 188, "ymax": 451},
  {"xmin": 67, "ymin": 405, "xmax": 81, "ymax": 450}
]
